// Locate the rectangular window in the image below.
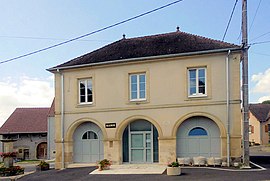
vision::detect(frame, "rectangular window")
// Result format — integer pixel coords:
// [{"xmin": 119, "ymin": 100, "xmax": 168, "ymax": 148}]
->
[
  {"xmin": 249, "ymin": 125, "xmax": 254, "ymax": 134},
  {"xmin": 79, "ymin": 79, "xmax": 93, "ymax": 104},
  {"xmin": 130, "ymin": 73, "xmax": 146, "ymax": 101},
  {"xmin": 188, "ymin": 68, "xmax": 206, "ymax": 96},
  {"xmin": 265, "ymin": 124, "xmax": 269, "ymax": 133}
]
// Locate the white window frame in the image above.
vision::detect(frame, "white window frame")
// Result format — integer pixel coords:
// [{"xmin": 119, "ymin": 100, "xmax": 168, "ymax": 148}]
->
[
  {"xmin": 188, "ymin": 68, "xmax": 207, "ymax": 97},
  {"xmin": 79, "ymin": 79, "xmax": 93, "ymax": 104},
  {"xmin": 129, "ymin": 73, "xmax": 146, "ymax": 101}
]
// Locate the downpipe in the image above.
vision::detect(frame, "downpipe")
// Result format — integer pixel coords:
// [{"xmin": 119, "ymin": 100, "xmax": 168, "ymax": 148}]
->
[
  {"xmin": 57, "ymin": 69, "xmax": 65, "ymax": 169},
  {"xmin": 226, "ymin": 50, "xmax": 231, "ymax": 167}
]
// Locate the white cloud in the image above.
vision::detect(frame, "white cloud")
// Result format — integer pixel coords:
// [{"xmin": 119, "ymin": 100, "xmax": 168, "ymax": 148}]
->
[
  {"xmin": 0, "ymin": 76, "xmax": 54, "ymax": 126},
  {"xmin": 258, "ymin": 96, "xmax": 270, "ymax": 103},
  {"xmin": 251, "ymin": 68, "xmax": 270, "ymax": 102}
]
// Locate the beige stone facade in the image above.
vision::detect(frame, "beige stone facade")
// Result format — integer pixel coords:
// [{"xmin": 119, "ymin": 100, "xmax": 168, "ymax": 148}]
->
[
  {"xmin": 51, "ymin": 51, "xmax": 242, "ymax": 169},
  {"xmin": 249, "ymin": 112, "xmax": 270, "ymax": 145}
]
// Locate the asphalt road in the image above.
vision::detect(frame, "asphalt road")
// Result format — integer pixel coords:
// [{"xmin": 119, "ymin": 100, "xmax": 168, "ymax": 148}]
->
[{"xmin": 18, "ymin": 156, "xmax": 270, "ymax": 181}]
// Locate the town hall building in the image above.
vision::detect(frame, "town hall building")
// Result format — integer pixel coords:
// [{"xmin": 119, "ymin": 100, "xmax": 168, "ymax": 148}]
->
[{"xmin": 48, "ymin": 30, "xmax": 242, "ymax": 169}]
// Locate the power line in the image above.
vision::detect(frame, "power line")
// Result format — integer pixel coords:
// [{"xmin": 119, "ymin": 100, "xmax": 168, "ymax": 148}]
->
[
  {"xmin": 0, "ymin": 0, "xmax": 183, "ymax": 65},
  {"xmin": 250, "ymin": 31, "xmax": 270, "ymax": 42},
  {"xmin": 249, "ymin": 40, "xmax": 270, "ymax": 45},
  {"xmin": 250, "ymin": 51, "xmax": 270, "ymax": 57},
  {"xmin": 0, "ymin": 35, "xmax": 111, "ymax": 42},
  {"xmin": 249, "ymin": 0, "xmax": 262, "ymax": 33},
  {"xmin": 222, "ymin": 0, "xmax": 239, "ymax": 41}
]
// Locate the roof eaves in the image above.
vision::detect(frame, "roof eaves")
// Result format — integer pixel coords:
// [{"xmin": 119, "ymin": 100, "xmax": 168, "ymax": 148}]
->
[{"xmin": 47, "ymin": 47, "xmax": 242, "ymax": 72}]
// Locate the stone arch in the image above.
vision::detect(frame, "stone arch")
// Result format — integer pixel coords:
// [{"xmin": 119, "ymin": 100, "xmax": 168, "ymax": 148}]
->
[
  {"xmin": 66, "ymin": 117, "xmax": 108, "ymax": 142},
  {"xmin": 115, "ymin": 115, "xmax": 163, "ymax": 140},
  {"xmin": 172, "ymin": 112, "xmax": 226, "ymax": 138},
  {"xmin": 36, "ymin": 142, "xmax": 47, "ymax": 159}
]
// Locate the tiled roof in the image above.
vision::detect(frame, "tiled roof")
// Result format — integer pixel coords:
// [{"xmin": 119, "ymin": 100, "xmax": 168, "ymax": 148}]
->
[
  {"xmin": 249, "ymin": 104, "xmax": 270, "ymax": 122},
  {"xmin": 51, "ymin": 31, "xmax": 240, "ymax": 69},
  {"xmin": 0, "ymin": 108, "xmax": 50, "ymax": 134}
]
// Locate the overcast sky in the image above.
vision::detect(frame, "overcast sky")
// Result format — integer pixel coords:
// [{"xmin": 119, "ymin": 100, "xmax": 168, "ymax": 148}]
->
[{"xmin": 0, "ymin": 0, "xmax": 269, "ymax": 126}]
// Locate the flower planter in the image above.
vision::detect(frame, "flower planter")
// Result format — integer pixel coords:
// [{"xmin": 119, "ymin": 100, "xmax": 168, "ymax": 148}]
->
[
  {"xmin": 36, "ymin": 160, "xmax": 50, "ymax": 171},
  {"xmin": 98, "ymin": 164, "xmax": 102, "ymax": 171},
  {"xmin": 98, "ymin": 164, "xmax": 110, "ymax": 171},
  {"xmin": 36, "ymin": 165, "xmax": 49, "ymax": 171},
  {"xmin": 0, "ymin": 166, "xmax": 24, "ymax": 177},
  {"xmin": 97, "ymin": 159, "xmax": 112, "ymax": 171},
  {"xmin": 103, "ymin": 165, "xmax": 110, "ymax": 170},
  {"xmin": 167, "ymin": 167, "xmax": 181, "ymax": 176}
]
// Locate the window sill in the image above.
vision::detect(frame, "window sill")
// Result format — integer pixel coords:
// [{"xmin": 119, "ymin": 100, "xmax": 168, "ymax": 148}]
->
[
  {"xmin": 189, "ymin": 93, "xmax": 207, "ymax": 97},
  {"xmin": 127, "ymin": 99, "xmax": 149, "ymax": 105},
  {"xmin": 185, "ymin": 95, "xmax": 210, "ymax": 101},
  {"xmin": 76, "ymin": 103, "xmax": 95, "ymax": 108}
]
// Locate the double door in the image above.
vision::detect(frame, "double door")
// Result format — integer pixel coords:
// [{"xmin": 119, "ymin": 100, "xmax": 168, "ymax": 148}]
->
[{"xmin": 129, "ymin": 131, "xmax": 153, "ymax": 163}]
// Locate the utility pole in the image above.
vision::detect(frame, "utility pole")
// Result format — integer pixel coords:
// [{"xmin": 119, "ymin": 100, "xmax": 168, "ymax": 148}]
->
[{"xmin": 242, "ymin": 0, "xmax": 250, "ymax": 167}]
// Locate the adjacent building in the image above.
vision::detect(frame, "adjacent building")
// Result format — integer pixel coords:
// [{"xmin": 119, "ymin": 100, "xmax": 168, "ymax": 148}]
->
[
  {"xmin": 0, "ymin": 108, "xmax": 50, "ymax": 160},
  {"xmin": 48, "ymin": 30, "xmax": 242, "ymax": 169},
  {"xmin": 249, "ymin": 104, "xmax": 270, "ymax": 145},
  {"xmin": 47, "ymin": 99, "xmax": 56, "ymax": 160}
]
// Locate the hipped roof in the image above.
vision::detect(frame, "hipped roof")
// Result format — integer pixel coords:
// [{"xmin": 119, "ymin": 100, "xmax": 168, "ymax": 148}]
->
[
  {"xmin": 249, "ymin": 104, "xmax": 270, "ymax": 123},
  {"xmin": 49, "ymin": 31, "xmax": 240, "ymax": 70}
]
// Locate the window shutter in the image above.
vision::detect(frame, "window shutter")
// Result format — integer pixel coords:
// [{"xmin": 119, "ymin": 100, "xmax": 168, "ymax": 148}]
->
[
  {"xmin": 265, "ymin": 125, "xmax": 269, "ymax": 133},
  {"xmin": 251, "ymin": 126, "xmax": 254, "ymax": 133}
]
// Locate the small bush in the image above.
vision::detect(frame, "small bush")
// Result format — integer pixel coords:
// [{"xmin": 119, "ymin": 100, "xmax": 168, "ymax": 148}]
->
[
  {"xmin": 0, "ymin": 166, "xmax": 24, "ymax": 177},
  {"xmin": 97, "ymin": 159, "xmax": 112, "ymax": 170},
  {"xmin": 36, "ymin": 160, "xmax": 49, "ymax": 171},
  {"xmin": 167, "ymin": 159, "xmax": 180, "ymax": 167}
]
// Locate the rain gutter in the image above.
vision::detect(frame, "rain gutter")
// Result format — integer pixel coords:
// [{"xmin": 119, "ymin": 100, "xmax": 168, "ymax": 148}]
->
[{"xmin": 47, "ymin": 48, "xmax": 241, "ymax": 72}]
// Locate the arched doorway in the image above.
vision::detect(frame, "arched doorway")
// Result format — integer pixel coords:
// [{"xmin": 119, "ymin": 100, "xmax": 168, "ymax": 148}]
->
[
  {"xmin": 37, "ymin": 142, "xmax": 47, "ymax": 159},
  {"xmin": 176, "ymin": 116, "xmax": 221, "ymax": 157},
  {"xmin": 122, "ymin": 119, "xmax": 159, "ymax": 163},
  {"xmin": 73, "ymin": 122, "xmax": 104, "ymax": 163}
]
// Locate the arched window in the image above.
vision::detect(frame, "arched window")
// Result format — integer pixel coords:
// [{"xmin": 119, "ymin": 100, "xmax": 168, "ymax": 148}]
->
[
  {"xmin": 82, "ymin": 131, "xmax": 98, "ymax": 139},
  {"xmin": 188, "ymin": 127, "xmax": 207, "ymax": 136}
]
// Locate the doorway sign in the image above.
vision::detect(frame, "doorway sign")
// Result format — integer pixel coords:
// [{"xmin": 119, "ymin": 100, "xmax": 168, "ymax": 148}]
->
[{"xmin": 105, "ymin": 123, "xmax": 116, "ymax": 128}]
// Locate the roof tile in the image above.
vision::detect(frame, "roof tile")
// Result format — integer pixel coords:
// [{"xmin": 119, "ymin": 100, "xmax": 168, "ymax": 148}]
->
[
  {"xmin": 52, "ymin": 31, "xmax": 240, "ymax": 69},
  {"xmin": 0, "ymin": 108, "xmax": 50, "ymax": 134},
  {"xmin": 249, "ymin": 104, "xmax": 270, "ymax": 122}
]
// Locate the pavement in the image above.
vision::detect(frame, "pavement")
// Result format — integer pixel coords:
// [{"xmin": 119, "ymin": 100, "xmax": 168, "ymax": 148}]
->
[
  {"xmin": 0, "ymin": 161, "xmax": 55, "ymax": 181},
  {"xmin": 1, "ymin": 146, "xmax": 269, "ymax": 181},
  {"xmin": 18, "ymin": 163, "xmax": 270, "ymax": 181},
  {"xmin": 18, "ymin": 157, "xmax": 270, "ymax": 181},
  {"xmin": 90, "ymin": 164, "xmax": 166, "ymax": 175},
  {"xmin": 250, "ymin": 145, "xmax": 270, "ymax": 156}
]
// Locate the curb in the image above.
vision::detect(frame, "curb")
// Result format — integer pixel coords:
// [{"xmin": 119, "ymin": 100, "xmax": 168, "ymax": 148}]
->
[
  {"xmin": 181, "ymin": 162, "xmax": 266, "ymax": 172},
  {"xmin": 0, "ymin": 171, "xmax": 35, "ymax": 180}
]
